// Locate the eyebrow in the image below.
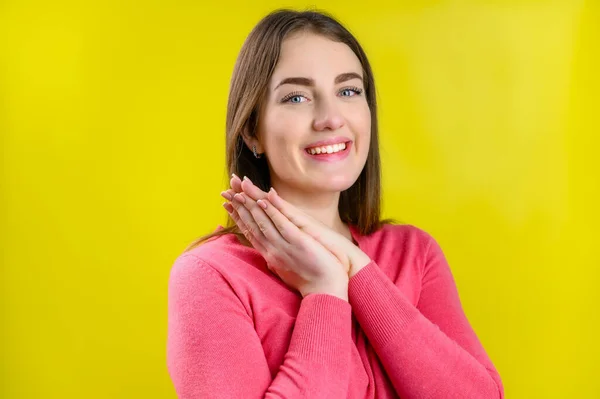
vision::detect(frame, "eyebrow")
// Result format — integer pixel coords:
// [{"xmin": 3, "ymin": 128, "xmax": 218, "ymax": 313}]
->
[{"xmin": 274, "ymin": 72, "xmax": 363, "ymax": 90}]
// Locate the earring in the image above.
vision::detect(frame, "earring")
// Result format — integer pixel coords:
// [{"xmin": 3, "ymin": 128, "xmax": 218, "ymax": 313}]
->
[{"xmin": 252, "ymin": 144, "xmax": 262, "ymax": 159}]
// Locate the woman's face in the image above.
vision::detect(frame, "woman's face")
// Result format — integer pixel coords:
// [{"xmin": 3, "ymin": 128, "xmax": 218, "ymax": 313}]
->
[{"xmin": 256, "ymin": 32, "xmax": 371, "ymax": 195}]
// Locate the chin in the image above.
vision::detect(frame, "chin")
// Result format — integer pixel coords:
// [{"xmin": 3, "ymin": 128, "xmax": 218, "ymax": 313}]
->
[{"xmin": 308, "ymin": 174, "xmax": 358, "ymax": 193}]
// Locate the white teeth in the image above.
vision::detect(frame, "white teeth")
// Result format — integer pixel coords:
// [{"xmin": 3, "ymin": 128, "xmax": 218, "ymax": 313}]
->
[{"xmin": 307, "ymin": 142, "xmax": 347, "ymax": 155}]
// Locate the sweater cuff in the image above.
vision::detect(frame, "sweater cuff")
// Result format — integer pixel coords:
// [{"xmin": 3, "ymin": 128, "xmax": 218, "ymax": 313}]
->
[
  {"xmin": 291, "ymin": 294, "xmax": 353, "ymax": 363},
  {"xmin": 348, "ymin": 260, "xmax": 419, "ymax": 346}
]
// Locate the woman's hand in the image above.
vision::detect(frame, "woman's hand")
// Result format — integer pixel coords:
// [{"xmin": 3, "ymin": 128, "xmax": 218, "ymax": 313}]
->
[
  {"xmin": 221, "ymin": 174, "xmax": 371, "ymax": 278},
  {"xmin": 221, "ymin": 179, "xmax": 350, "ymax": 301}
]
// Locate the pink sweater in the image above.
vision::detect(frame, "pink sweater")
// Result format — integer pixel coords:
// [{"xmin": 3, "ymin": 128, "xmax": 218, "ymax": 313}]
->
[{"xmin": 167, "ymin": 223, "xmax": 503, "ymax": 398}]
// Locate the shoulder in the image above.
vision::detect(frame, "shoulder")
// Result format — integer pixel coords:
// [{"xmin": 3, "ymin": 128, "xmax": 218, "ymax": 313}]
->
[
  {"xmin": 375, "ymin": 224, "xmax": 452, "ymax": 282},
  {"xmin": 366, "ymin": 223, "xmax": 448, "ymax": 275},
  {"xmin": 166, "ymin": 236, "xmax": 258, "ymax": 334},
  {"xmin": 168, "ymin": 248, "xmax": 223, "ymax": 294},
  {"xmin": 168, "ymin": 231, "xmax": 267, "ymax": 292},
  {"xmin": 368, "ymin": 223, "xmax": 438, "ymax": 255}
]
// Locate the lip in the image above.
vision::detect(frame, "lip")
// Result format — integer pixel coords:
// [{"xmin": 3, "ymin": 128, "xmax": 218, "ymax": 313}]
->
[
  {"xmin": 304, "ymin": 136, "xmax": 352, "ymax": 149},
  {"xmin": 303, "ymin": 141, "xmax": 352, "ymax": 163}
]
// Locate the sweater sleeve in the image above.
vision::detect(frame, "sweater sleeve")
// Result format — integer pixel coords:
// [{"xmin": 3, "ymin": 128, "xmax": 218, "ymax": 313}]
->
[
  {"xmin": 167, "ymin": 254, "xmax": 353, "ymax": 399},
  {"xmin": 347, "ymin": 233, "xmax": 504, "ymax": 399}
]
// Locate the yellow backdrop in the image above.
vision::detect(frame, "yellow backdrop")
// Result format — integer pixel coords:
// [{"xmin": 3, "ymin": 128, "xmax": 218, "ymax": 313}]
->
[{"xmin": 1, "ymin": 0, "xmax": 598, "ymax": 398}]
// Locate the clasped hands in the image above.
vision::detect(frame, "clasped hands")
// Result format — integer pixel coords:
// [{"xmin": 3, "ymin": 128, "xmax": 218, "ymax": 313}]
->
[{"xmin": 220, "ymin": 174, "xmax": 371, "ymax": 299}]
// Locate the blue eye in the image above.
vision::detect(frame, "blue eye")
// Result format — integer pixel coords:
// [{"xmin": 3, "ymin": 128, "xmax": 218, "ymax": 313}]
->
[
  {"xmin": 282, "ymin": 92, "xmax": 308, "ymax": 104},
  {"xmin": 339, "ymin": 87, "xmax": 363, "ymax": 97}
]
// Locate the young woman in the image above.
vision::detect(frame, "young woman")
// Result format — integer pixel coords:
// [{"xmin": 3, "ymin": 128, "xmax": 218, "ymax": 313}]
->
[{"xmin": 167, "ymin": 9, "xmax": 504, "ymax": 399}]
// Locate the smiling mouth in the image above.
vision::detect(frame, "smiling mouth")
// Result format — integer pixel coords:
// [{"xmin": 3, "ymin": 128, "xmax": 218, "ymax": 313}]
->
[{"xmin": 305, "ymin": 141, "xmax": 350, "ymax": 155}]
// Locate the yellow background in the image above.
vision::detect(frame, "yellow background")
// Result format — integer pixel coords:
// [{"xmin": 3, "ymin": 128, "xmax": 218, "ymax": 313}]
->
[{"xmin": 1, "ymin": 0, "xmax": 598, "ymax": 398}]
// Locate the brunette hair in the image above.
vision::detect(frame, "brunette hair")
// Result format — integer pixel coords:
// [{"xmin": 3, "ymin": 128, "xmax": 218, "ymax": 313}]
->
[{"xmin": 184, "ymin": 9, "xmax": 396, "ymax": 251}]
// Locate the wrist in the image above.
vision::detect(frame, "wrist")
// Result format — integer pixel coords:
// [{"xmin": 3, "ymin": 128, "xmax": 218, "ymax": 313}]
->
[
  {"xmin": 302, "ymin": 276, "xmax": 349, "ymax": 302},
  {"xmin": 348, "ymin": 249, "xmax": 371, "ymax": 278}
]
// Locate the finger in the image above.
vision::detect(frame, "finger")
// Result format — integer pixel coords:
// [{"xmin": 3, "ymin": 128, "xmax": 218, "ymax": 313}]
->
[
  {"xmin": 266, "ymin": 188, "xmax": 344, "ymax": 252},
  {"xmin": 257, "ymin": 198, "xmax": 306, "ymax": 246},
  {"xmin": 267, "ymin": 188, "xmax": 314, "ymax": 230},
  {"xmin": 230, "ymin": 173, "xmax": 243, "ymax": 193},
  {"xmin": 220, "ymin": 190, "xmax": 233, "ymax": 201},
  {"xmin": 221, "ymin": 187, "xmax": 241, "ymax": 201},
  {"xmin": 227, "ymin": 199, "xmax": 268, "ymax": 253},
  {"xmin": 240, "ymin": 176, "xmax": 268, "ymax": 202},
  {"xmin": 235, "ymin": 192, "xmax": 287, "ymax": 247},
  {"xmin": 223, "ymin": 201, "xmax": 234, "ymax": 214},
  {"xmin": 257, "ymin": 196, "xmax": 351, "ymax": 271}
]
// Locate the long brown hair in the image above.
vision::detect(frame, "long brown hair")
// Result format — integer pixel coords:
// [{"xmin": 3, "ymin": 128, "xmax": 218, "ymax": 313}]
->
[{"xmin": 184, "ymin": 9, "xmax": 396, "ymax": 252}]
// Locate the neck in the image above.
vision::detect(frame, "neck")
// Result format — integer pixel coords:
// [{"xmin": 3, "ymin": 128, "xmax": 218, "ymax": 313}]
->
[{"xmin": 273, "ymin": 183, "xmax": 351, "ymax": 241}]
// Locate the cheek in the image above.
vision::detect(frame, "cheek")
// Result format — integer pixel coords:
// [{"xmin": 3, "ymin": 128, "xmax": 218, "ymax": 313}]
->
[
  {"xmin": 348, "ymin": 105, "xmax": 372, "ymax": 143},
  {"xmin": 262, "ymin": 108, "xmax": 306, "ymax": 149},
  {"xmin": 260, "ymin": 119, "xmax": 299, "ymax": 174}
]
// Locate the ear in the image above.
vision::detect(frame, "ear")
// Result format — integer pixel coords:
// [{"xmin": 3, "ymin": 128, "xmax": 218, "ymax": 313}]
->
[{"xmin": 241, "ymin": 124, "xmax": 263, "ymax": 155}]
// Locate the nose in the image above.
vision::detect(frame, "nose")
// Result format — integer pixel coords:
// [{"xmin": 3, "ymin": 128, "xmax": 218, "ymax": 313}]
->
[{"xmin": 312, "ymin": 97, "xmax": 345, "ymax": 131}]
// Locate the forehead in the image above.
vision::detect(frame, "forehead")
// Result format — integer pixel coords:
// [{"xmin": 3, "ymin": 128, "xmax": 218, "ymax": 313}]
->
[{"xmin": 270, "ymin": 32, "xmax": 363, "ymax": 85}]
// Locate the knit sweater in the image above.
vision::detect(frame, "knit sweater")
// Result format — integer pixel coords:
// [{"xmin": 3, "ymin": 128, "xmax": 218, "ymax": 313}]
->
[{"xmin": 167, "ymin": 223, "xmax": 504, "ymax": 398}]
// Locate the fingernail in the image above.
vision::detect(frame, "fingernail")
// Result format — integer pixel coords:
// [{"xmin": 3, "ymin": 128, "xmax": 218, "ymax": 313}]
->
[
  {"xmin": 231, "ymin": 173, "xmax": 240, "ymax": 180},
  {"xmin": 243, "ymin": 176, "xmax": 252, "ymax": 184},
  {"xmin": 220, "ymin": 191, "xmax": 232, "ymax": 201},
  {"xmin": 269, "ymin": 187, "xmax": 277, "ymax": 195},
  {"xmin": 233, "ymin": 193, "xmax": 246, "ymax": 204},
  {"xmin": 257, "ymin": 199, "xmax": 267, "ymax": 209},
  {"xmin": 222, "ymin": 202, "xmax": 233, "ymax": 213}
]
